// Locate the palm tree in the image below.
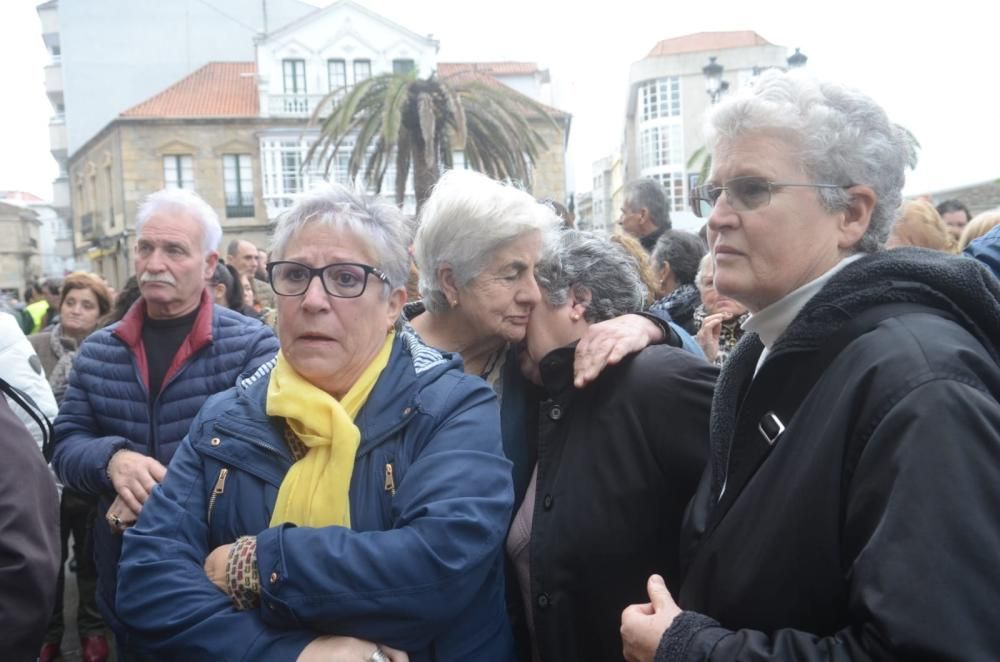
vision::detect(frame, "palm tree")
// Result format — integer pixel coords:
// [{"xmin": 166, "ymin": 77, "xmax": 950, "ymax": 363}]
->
[
  {"xmin": 686, "ymin": 145, "xmax": 712, "ymax": 187},
  {"xmin": 305, "ymin": 71, "xmax": 559, "ymax": 210}
]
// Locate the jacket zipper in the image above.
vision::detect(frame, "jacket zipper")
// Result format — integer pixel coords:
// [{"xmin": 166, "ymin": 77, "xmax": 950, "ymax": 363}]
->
[
  {"xmin": 384, "ymin": 463, "xmax": 396, "ymax": 496},
  {"xmin": 207, "ymin": 467, "xmax": 229, "ymax": 525},
  {"xmin": 213, "ymin": 424, "xmax": 291, "ymax": 461}
]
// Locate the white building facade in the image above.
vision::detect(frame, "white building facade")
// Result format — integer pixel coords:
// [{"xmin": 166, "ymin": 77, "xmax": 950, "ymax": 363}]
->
[
  {"xmin": 592, "ymin": 32, "xmax": 796, "ymax": 233},
  {"xmin": 256, "ymin": 1, "xmax": 439, "ymax": 218}
]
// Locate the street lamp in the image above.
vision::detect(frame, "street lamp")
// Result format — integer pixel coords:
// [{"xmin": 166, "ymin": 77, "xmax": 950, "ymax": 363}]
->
[
  {"xmin": 702, "ymin": 56, "xmax": 729, "ymax": 104},
  {"xmin": 786, "ymin": 48, "xmax": 808, "ymax": 69}
]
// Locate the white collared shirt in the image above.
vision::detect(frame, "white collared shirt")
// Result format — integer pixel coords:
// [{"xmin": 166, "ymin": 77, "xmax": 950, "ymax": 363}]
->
[{"xmin": 743, "ymin": 254, "xmax": 864, "ymax": 376}]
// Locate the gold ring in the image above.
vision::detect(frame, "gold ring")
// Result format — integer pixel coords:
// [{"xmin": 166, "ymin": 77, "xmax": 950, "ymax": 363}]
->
[{"xmin": 109, "ymin": 513, "xmax": 122, "ymax": 527}]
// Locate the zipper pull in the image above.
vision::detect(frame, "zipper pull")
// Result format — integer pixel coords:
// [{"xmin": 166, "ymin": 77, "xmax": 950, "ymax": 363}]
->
[
  {"xmin": 207, "ymin": 467, "xmax": 229, "ymax": 525},
  {"xmin": 384, "ymin": 463, "xmax": 396, "ymax": 496},
  {"xmin": 214, "ymin": 467, "xmax": 229, "ymax": 495}
]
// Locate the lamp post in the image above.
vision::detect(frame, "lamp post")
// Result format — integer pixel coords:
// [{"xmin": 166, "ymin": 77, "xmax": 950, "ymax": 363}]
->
[
  {"xmin": 786, "ymin": 48, "xmax": 808, "ymax": 69},
  {"xmin": 702, "ymin": 56, "xmax": 729, "ymax": 104}
]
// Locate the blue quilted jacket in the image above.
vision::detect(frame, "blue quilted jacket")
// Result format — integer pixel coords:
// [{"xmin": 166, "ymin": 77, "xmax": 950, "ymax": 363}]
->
[
  {"xmin": 116, "ymin": 331, "xmax": 516, "ymax": 661},
  {"xmin": 52, "ymin": 291, "xmax": 278, "ymax": 632}
]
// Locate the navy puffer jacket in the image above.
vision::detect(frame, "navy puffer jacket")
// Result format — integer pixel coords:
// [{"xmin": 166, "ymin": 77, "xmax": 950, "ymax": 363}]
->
[{"xmin": 52, "ymin": 291, "xmax": 278, "ymax": 633}]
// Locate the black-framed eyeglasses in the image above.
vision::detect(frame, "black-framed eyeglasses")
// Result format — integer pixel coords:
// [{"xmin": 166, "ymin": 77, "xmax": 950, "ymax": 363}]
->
[
  {"xmin": 689, "ymin": 176, "xmax": 851, "ymax": 218},
  {"xmin": 267, "ymin": 261, "xmax": 389, "ymax": 298}
]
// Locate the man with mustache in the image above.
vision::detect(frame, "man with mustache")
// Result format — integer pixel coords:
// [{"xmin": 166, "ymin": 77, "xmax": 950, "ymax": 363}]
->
[{"xmin": 52, "ymin": 188, "xmax": 278, "ymax": 659}]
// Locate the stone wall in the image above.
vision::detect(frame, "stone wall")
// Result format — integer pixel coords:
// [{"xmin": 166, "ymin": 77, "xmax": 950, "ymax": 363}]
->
[{"xmin": 530, "ymin": 115, "xmax": 569, "ymax": 205}]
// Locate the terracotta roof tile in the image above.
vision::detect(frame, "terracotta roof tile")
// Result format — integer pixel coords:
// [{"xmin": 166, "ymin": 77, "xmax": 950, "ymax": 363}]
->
[
  {"xmin": 646, "ymin": 31, "xmax": 772, "ymax": 58},
  {"xmin": 437, "ymin": 62, "xmax": 541, "ymax": 78},
  {"xmin": 121, "ymin": 62, "xmax": 258, "ymax": 118}
]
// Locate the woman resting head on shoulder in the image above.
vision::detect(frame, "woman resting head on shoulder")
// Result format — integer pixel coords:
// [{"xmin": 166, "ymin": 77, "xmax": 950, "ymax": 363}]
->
[
  {"xmin": 410, "ymin": 168, "xmax": 560, "ymax": 382},
  {"xmin": 412, "ymin": 169, "xmax": 679, "ymax": 393},
  {"xmin": 510, "ymin": 229, "xmax": 716, "ymax": 662},
  {"xmin": 116, "ymin": 184, "xmax": 517, "ymax": 662}
]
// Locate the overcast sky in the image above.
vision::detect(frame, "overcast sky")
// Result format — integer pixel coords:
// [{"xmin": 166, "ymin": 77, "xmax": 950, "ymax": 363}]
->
[{"xmin": 3, "ymin": 0, "xmax": 998, "ymax": 201}]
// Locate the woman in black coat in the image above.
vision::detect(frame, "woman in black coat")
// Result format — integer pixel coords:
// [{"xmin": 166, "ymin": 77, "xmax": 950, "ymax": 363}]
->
[
  {"xmin": 508, "ymin": 230, "xmax": 717, "ymax": 662},
  {"xmin": 621, "ymin": 69, "xmax": 1000, "ymax": 661}
]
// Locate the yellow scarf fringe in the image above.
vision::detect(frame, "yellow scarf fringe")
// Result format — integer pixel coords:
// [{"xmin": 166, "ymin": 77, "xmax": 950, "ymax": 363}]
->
[{"xmin": 266, "ymin": 332, "xmax": 395, "ymax": 528}]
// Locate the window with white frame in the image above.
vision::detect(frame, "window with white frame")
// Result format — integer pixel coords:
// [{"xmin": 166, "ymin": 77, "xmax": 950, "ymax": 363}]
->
[
  {"xmin": 283, "ymin": 59, "xmax": 306, "ymax": 94},
  {"xmin": 163, "ymin": 155, "xmax": 194, "ymax": 190},
  {"xmin": 392, "ymin": 59, "xmax": 415, "ymax": 75},
  {"xmin": 353, "ymin": 59, "xmax": 371, "ymax": 83},
  {"xmin": 280, "ymin": 147, "xmax": 303, "ymax": 197},
  {"xmin": 328, "ymin": 59, "xmax": 347, "ymax": 91},
  {"xmin": 640, "ymin": 125, "xmax": 682, "ymax": 171},
  {"xmin": 648, "ymin": 172, "xmax": 687, "ymax": 213},
  {"xmin": 223, "ymin": 154, "xmax": 254, "ymax": 217},
  {"xmin": 639, "ymin": 77, "xmax": 681, "ymax": 122}
]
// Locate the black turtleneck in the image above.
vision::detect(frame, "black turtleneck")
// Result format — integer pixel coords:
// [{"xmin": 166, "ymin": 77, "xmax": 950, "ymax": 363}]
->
[{"xmin": 142, "ymin": 307, "xmax": 200, "ymax": 398}]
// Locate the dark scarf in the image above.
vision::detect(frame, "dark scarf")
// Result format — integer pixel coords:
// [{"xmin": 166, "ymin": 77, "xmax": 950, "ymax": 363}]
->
[{"xmin": 46, "ymin": 323, "xmax": 80, "ymax": 404}]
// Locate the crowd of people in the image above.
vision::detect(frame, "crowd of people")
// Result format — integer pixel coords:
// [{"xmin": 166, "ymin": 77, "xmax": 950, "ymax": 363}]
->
[{"xmin": 3, "ymin": 68, "xmax": 1000, "ymax": 662}]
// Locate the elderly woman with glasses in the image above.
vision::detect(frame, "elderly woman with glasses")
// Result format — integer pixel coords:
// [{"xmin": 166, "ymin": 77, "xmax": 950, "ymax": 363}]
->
[
  {"xmin": 115, "ymin": 186, "xmax": 516, "ymax": 661},
  {"xmin": 507, "ymin": 230, "xmax": 715, "ymax": 662},
  {"xmin": 621, "ymin": 70, "xmax": 1000, "ymax": 661}
]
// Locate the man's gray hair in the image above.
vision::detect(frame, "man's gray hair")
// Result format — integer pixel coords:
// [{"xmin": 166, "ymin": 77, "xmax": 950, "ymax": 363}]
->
[
  {"xmin": 535, "ymin": 230, "xmax": 645, "ymax": 322},
  {"xmin": 705, "ymin": 69, "xmax": 919, "ymax": 253},
  {"xmin": 414, "ymin": 169, "xmax": 560, "ymax": 314},
  {"xmin": 270, "ymin": 184, "xmax": 413, "ymax": 294},
  {"xmin": 135, "ymin": 188, "xmax": 222, "ymax": 254},
  {"xmin": 651, "ymin": 230, "xmax": 708, "ymax": 286},
  {"xmin": 623, "ymin": 178, "xmax": 671, "ymax": 230}
]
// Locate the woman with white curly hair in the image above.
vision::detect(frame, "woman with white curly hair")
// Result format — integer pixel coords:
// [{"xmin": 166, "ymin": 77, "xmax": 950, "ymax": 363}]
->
[{"xmin": 622, "ymin": 69, "xmax": 1000, "ymax": 661}]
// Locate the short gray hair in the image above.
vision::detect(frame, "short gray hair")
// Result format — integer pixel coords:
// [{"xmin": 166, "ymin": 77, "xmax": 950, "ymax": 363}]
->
[
  {"xmin": 414, "ymin": 169, "xmax": 560, "ymax": 314},
  {"xmin": 535, "ymin": 230, "xmax": 645, "ymax": 323},
  {"xmin": 623, "ymin": 178, "xmax": 671, "ymax": 230},
  {"xmin": 136, "ymin": 188, "xmax": 222, "ymax": 254},
  {"xmin": 270, "ymin": 185, "xmax": 413, "ymax": 295},
  {"xmin": 705, "ymin": 69, "xmax": 918, "ymax": 254},
  {"xmin": 651, "ymin": 230, "xmax": 707, "ymax": 285}
]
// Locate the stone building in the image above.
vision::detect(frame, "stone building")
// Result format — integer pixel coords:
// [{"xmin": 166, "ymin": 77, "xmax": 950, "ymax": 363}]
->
[
  {"xmin": 67, "ymin": 63, "xmax": 297, "ymax": 286},
  {"xmin": 0, "ymin": 201, "xmax": 42, "ymax": 296},
  {"xmin": 65, "ymin": 2, "xmax": 571, "ymax": 287}
]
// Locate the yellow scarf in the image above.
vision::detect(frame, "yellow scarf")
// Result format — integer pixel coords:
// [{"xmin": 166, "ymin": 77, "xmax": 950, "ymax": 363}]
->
[{"xmin": 267, "ymin": 332, "xmax": 395, "ymax": 528}]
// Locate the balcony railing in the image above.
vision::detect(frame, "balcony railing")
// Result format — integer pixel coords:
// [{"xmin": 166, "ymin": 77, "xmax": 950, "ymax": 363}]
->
[
  {"xmin": 268, "ymin": 94, "xmax": 333, "ymax": 117},
  {"xmin": 225, "ymin": 204, "xmax": 255, "ymax": 218}
]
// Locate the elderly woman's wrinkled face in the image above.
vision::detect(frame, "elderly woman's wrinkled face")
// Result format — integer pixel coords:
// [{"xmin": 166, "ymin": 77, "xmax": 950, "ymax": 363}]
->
[
  {"xmin": 276, "ymin": 222, "xmax": 405, "ymax": 399},
  {"xmin": 707, "ymin": 133, "xmax": 852, "ymax": 313},
  {"xmin": 697, "ymin": 259, "xmax": 746, "ymax": 319},
  {"xmin": 455, "ymin": 231, "xmax": 543, "ymax": 344}
]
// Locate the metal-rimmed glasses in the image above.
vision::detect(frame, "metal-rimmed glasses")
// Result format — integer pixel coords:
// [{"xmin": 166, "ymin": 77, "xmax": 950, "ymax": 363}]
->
[
  {"xmin": 267, "ymin": 261, "xmax": 389, "ymax": 298},
  {"xmin": 690, "ymin": 176, "xmax": 851, "ymax": 218}
]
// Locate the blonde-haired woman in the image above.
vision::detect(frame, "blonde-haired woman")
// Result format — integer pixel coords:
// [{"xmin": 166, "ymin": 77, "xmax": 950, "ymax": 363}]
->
[
  {"xmin": 886, "ymin": 200, "xmax": 957, "ymax": 252},
  {"xmin": 958, "ymin": 210, "xmax": 1000, "ymax": 251}
]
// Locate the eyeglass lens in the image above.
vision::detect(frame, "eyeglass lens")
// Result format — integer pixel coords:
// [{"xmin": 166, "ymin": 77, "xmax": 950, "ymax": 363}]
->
[{"xmin": 271, "ymin": 262, "xmax": 371, "ymax": 297}]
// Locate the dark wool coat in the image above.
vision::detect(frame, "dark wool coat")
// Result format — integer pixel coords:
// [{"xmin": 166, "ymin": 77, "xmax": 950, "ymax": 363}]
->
[
  {"xmin": 657, "ymin": 248, "xmax": 1000, "ymax": 661},
  {"xmin": 519, "ymin": 344, "xmax": 716, "ymax": 662}
]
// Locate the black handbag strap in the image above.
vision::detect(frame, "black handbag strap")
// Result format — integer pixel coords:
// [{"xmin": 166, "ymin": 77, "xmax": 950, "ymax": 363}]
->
[{"xmin": 0, "ymin": 376, "xmax": 55, "ymax": 462}]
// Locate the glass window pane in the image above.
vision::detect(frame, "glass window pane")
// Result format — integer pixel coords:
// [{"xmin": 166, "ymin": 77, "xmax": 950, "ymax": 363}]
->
[{"xmin": 353, "ymin": 59, "xmax": 371, "ymax": 83}]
